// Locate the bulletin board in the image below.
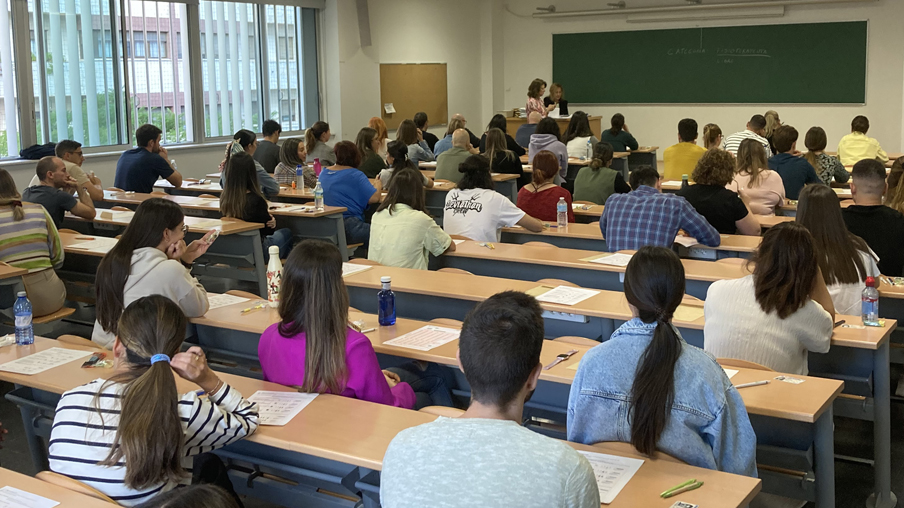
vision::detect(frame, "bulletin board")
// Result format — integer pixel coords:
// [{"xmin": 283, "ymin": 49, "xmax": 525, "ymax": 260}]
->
[{"xmin": 379, "ymin": 63, "xmax": 448, "ymax": 130}]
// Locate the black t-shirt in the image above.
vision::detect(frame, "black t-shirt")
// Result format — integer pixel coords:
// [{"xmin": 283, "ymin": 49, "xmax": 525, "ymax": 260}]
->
[
  {"xmin": 479, "ymin": 133, "xmax": 527, "ymax": 157},
  {"xmin": 676, "ymin": 184, "xmax": 748, "ymax": 234},
  {"xmin": 422, "ymin": 131, "xmax": 439, "ymax": 152},
  {"xmin": 543, "ymin": 97, "xmax": 569, "ymax": 116},
  {"xmin": 490, "ymin": 152, "xmax": 530, "ymax": 189},
  {"xmin": 22, "ymin": 185, "xmax": 78, "ymax": 228},
  {"xmin": 242, "ymin": 192, "xmax": 275, "ymax": 237},
  {"xmin": 842, "ymin": 205, "xmax": 904, "ymax": 276}
]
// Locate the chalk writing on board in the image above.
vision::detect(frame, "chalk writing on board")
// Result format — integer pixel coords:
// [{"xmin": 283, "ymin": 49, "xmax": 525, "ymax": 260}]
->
[{"xmin": 667, "ymin": 48, "xmax": 706, "ymax": 56}]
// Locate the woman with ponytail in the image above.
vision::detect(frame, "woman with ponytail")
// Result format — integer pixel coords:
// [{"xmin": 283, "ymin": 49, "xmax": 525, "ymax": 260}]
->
[
  {"xmin": 217, "ymin": 129, "xmax": 279, "ymax": 198},
  {"xmin": 378, "ymin": 140, "xmax": 434, "ymax": 190},
  {"xmin": 516, "ymin": 150, "xmax": 575, "ymax": 223},
  {"xmin": 568, "ymin": 246, "xmax": 757, "ymax": 477},
  {"xmin": 573, "ymin": 141, "xmax": 631, "ymax": 205},
  {"xmin": 50, "ymin": 296, "xmax": 259, "ymax": 506},
  {"xmin": 305, "ymin": 121, "xmax": 336, "ymax": 167},
  {"xmin": 600, "ymin": 113, "xmax": 639, "ymax": 152}
]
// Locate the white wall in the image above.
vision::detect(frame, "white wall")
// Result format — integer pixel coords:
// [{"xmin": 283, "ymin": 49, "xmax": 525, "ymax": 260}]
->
[{"xmin": 501, "ymin": 0, "xmax": 904, "ymax": 154}]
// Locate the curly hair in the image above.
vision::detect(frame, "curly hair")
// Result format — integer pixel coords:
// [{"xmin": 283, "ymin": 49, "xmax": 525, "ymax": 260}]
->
[{"xmin": 692, "ymin": 148, "xmax": 736, "ymax": 186}]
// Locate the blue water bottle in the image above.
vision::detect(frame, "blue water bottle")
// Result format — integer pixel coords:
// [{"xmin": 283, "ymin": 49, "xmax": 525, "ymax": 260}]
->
[
  {"xmin": 14, "ymin": 291, "xmax": 34, "ymax": 345},
  {"xmin": 378, "ymin": 276, "xmax": 396, "ymax": 326},
  {"xmin": 295, "ymin": 165, "xmax": 305, "ymax": 191}
]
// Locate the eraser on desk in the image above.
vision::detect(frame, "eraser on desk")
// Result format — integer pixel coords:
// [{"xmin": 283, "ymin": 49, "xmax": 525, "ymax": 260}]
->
[{"xmin": 100, "ymin": 210, "xmax": 114, "ymax": 219}]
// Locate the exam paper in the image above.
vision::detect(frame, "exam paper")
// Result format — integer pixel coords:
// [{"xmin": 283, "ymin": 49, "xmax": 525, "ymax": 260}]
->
[
  {"xmin": 453, "ymin": 239, "xmax": 466, "ymax": 245},
  {"xmin": 535, "ymin": 286, "xmax": 600, "ymax": 306},
  {"xmin": 342, "ymin": 263, "xmax": 373, "ymax": 277},
  {"xmin": 67, "ymin": 237, "xmax": 119, "ymax": 254},
  {"xmin": 673, "ymin": 235, "xmax": 699, "ymax": 248},
  {"xmin": 0, "ymin": 347, "xmax": 94, "ymax": 375},
  {"xmin": 383, "ymin": 326, "xmax": 460, "ymax": 351},
  {"xmin": 0, "ymin": 486, "xmax": 60, "ymax": 508},
  {"xmin": 188, "ymin": 219, "xmax": 223, "ymax": 229},
  {"xmin": 576, "ymin": 450, "xmax": 644, "ymax": 504},
  {"xmin": 723, "ymin": 368, "xmax": 739, "ymax": 379},
  {"xmin": 98, "ymin": 210, "xmax": 133, "ymax": 221},
  {"xmin": 247, "ymin": 391, "xmax": 318, "ymax": 426},
  {"xmin": 207, "ymin": 293, "xmax": 251, "ymax": 310},
  {"xmin": 587, "ymin": 253, "xmax": 633, "ymax": 267}
]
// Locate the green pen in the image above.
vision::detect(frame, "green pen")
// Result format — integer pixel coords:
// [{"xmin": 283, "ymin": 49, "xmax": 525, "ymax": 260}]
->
[
  {"xmin": 660, "ymin": 479, "xmax": 697, "ymax": 498},
  {"xmin": 662, "ymin": 480, "xmax": 704, "ymax": 498}
]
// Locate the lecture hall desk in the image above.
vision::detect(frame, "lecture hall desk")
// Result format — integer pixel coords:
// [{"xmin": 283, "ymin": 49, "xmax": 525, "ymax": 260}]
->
[
  {"xmin": 0, "ymin": 467, "xmax": 116, "ymax": 507},
  {"xmin": 0, "ymin": 338, "xmax": 761, "ymax": 508},
  {"xmin": 519, "ymin": 153, "xmax": 631, "ymax": 181},
  {"xmin": 566, "ymin": 202, "xmax": 793, "ymax": 229}
]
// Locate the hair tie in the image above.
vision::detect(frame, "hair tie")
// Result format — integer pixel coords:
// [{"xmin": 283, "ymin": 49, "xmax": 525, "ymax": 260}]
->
[
  {"xmin": 150, "ymin": 354, "xmax": 171, "ymax": 365},
  {"xmin": 9, "ymin": 201, "xmax": 21, "ymax": 207}
]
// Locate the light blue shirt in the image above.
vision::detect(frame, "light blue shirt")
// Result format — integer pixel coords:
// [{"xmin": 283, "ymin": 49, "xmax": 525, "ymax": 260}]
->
[{"xmin": 433, "ymin": 134, "xmax": 453, "ymax": 157}]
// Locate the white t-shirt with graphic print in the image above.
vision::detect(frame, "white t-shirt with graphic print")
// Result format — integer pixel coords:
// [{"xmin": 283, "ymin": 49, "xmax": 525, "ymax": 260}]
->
[{"xmin": 442, "ymin": 188, "xmax": 525, "ymax": 243}]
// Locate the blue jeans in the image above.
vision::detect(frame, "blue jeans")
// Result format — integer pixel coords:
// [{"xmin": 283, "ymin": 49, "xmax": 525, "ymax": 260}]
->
[
  {"xmin": 344, "ymin": 216, "xmax": 371, "ymax": 247},
  {"xmin": 387, "ymin": 361, "xmax": 454, "ymax": 410},
  {"xmin": 263, "ymin": 228, "xmax": 294, "ymax": 262}
]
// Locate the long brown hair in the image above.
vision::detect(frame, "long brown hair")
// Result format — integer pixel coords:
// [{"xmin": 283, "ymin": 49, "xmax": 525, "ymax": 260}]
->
[
  {"xmin": 702, "ymin": 123, "xmax": 722, "ymax": 150},
  {"xmin": 797, "ymin": 184, "xmax": 870, "ymax": 285},
  {"xmin": 751, "ymin": 223, "xmax": 819, "ymax": 319},
  {"xmin": 803, "ymin": 126, "xmax": 828, "ymax": 171},
  {"xmin": 527, "ymin": 78, "xmax": 546, "ymax": 99},
  {"xmin": 279, "ymin": 137, "xmax": 305, "ymax": 167},
  {"xmin": 485, "ymin": 128, "xmax": 513, "ymax": 172},
  {"xmin": 0, "ymin": 169, "xmax": 24, "ymax": 221},
  {"xmin": 305, "ymin": 121, "xmax": 330, "ymax": 154},
  {"xmin": 736, "ymin": 138, "xmax": 769, "ymax": 188},
  {"xmin": 376, "ymin": 167, "xmax": 426, "ymax": 215},
  {"xmin": 98, "ymin": 295, "xmax": 188, "ymax": 489},
  {"xmin": 396, "ymin": 120, "xmax": 419, "ymax": 146},
  {"xmin": 886, "ymin": 157, "xmax": 904, "ymax": 214},
  {"xmin": 356, "ymin": 127, "xmax": 379, "ymax": 158},
  {"xmin": 277, "ymin": 240, "xmax": 350, "ymax": 394},
  {"xmin": 624, "ymin": 246, "xmax": 686, "ymax": 457},
  {"xmin": 563, "ymin": 111, "xmax": 593, "ymax": 144},
  {"xmin": 220, "ymin": 152, "xmax": 263, "ymax": 219},
  {"xmin": 96, "ymin": 199, "xmax": 184, "ymax": 335}
]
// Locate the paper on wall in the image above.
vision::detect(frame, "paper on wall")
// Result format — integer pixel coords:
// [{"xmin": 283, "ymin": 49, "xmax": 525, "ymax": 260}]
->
[{"xmin": 383, "ymin": 103, "xmax": 396, "ymax": 114}]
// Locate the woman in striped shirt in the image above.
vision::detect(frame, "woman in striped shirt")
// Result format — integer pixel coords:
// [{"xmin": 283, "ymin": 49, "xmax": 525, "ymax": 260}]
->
[{"xmin": 49, "ymin": 296, "xmax": 259, "ymax": 506}]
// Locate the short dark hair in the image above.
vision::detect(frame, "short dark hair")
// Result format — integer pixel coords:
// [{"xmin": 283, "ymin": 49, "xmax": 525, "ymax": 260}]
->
[
  {"xmin": 851, "ymin": 158, "xmax": 887, "ymax": 183},
  {"xmin": 748, "ymin": 115, "xmax": 767, "ymax": 131},
  {"xmin": 136, "ymin": 124, "xmax": 162, "ymax": 148},
  {"xmin": 629, "ymin": 165, "xmax": 659, "ymax": 189},
  {"xmin": 772, "ymin": 125, "xmax": 798, "ymax": 153},
  {"xmin": 55, "ymin": 140, "xmax": 82, "ymax": 158},
  {"xmin": 413, "ymin": 112, "xmax": 428, "ymax": 129},
  {"xmin": 35, "ymin": 156, "xmax": 60, "ymax": 181},
  {"xmin": 534, "ymin": 117, "xmax": 561, "ymax": 140},
  {"xmin": 851, "ymin": 115, "xmax": 870, "ymax": 134},
  {"xmin": 459, "ymin": 291, "xmax": 544, "ymax": 407},
  {"xmin": 262, "ymin": 119, "xmax": 282, "ymax": 136},
  {"xmin": 333, "ymin": 141, "xmax": 361, "ymax": 167},
  {"xmin": 677, "ymin": 118, "xmax": 698, "ymax": 142}
]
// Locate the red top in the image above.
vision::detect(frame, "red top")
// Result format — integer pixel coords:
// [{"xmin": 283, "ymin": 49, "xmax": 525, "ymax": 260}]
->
[{"xmin": 517, "ymin": 185, "xmax": 575, "ymax": 223}]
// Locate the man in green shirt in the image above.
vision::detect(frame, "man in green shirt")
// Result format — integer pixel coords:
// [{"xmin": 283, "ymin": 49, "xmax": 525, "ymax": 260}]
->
[{"xmin": 434, "ymin": 129, "xmax": 477, "ymax": 184}]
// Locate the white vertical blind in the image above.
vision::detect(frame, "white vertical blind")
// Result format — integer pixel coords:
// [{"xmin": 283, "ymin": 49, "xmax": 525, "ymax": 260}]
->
[{"xmin": 0, "ymin": 0, "xmax": 19, "ymax": 155}]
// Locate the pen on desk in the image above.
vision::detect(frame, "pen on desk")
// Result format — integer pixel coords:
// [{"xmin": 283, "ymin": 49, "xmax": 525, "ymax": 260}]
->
[
  {"xmin": 735, "ymin": 380, "xmax": 770, "ymax": 389},
  {"xmin": 240, "ymin": 302, "xmax": 267, "ymax": 314},
  {"xmin": 359, "ymin": 327, "xmax": 376, "ymax": 333},
  {"xmin": 660, "ymin": 479, "xmax": 697, "ymax": 498},
  {"xmin": 880, "ymin": 276, "xmax": 892, "ymax": 286},
  {"xmin": 662, "ymin": 481, "xmax": 704, "ymax": 498},
  {"xmin": 834, "ymin": 320, "xmax": 846, "ymax": 328}
]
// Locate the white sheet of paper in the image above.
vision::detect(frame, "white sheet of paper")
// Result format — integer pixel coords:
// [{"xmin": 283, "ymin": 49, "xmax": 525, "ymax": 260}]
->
[
  {"xmin": 723, "ymin": 368, "xmax": 739, "ymax": 379},
  {"xmin": 588, "ymin": 253, "xmax": 633, "ymax": 267},
  {"xmin": 98, "ymin": 210, "xmax": 133, "ymax": 221},
  {"xmin": 383, "ymin": 103, "xmax": 396, "ymax": 114},
  {"xmin": 247, "ymin": 391, "xmax": 318, "ymax": 426},
  {"xmin": 207, "ymin": 293, "xmax": 251, "ymax": 310},
  {"xmin": 576, "ymin": 451, "xmax": 644, "ymax": 504},
  {"xmin": 383, "ymin": 326, "xmax": 460, "ymax": 351},
  {"xmin": 277, "ymin": 204, "xmax": 315, "ymax": 213},
  {"xmin": 0, "ymin": 347, "xmax": 93, "ymax": 376},
  {"xmin": 0, "ymin": 486, "xmax": 60, "ymax": 508},
  {"xmin": 673, "ymin": 236, "xmax": 699, "ymax": 248},
  {"xmin": 188, "ymin": 219, "xmax": 223, "ymax": 229},
  {"xmin": 67, "ymin": 238, "xmax": 119, "ymax": 253},
  {"xmin": 342, "ymin": 263, "xmax": 373, "ymax": 277},
  {"xmin": 535, "ymin": 286, "xmax": 600, "ymax": 306},
  {"xmin": 453, "ymin": 239, "xmax": 466, "ymax": 245}
]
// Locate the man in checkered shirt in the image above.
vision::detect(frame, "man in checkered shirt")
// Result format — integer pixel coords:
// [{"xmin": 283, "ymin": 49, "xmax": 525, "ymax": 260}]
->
[{"xmin": 600, "ymin": 166, "xmax": 721, "ymax": 252}]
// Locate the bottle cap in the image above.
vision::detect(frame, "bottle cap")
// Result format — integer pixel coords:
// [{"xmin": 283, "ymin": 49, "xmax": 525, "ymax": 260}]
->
[
  {"xmin": 16, "ymin": 291, "xmax": 26, "ymax": 297},
  {"xmin": 380, "ymin": 276, "xmax": 391, "ymax": 283},
  {"xmin": 866, "ymin": 276, "xmax": 877, "ymax": 287},
  {"xmin": 269, "ymin": 246, "xmax": 280, "ymax": 255},
  {"xmin": 682, "ymin": 174, "xmax": 688, "ymax": 178}
]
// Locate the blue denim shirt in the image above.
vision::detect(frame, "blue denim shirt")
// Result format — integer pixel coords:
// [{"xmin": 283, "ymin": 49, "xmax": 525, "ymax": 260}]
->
[{"xmin": 567, "ymin": 318, "xmax": 758, "ymax": 477}]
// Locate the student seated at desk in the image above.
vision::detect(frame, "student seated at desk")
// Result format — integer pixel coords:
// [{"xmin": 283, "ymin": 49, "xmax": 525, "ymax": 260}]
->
[
  {"xmin": 703, "ymin": 123, "xmax": 722, "ymax": 150},
  {"xmin": 260, "ymin": 240, "xmax": 451, "ymax": 408},
  {"xmin": 599, "ymin": 113, "xmax": 639, "ymax": 153},
  {"xmin": 23, "ymin": 155, "xmax": 95, "ymax": 229},
  {"xmin": 478, "ymin": 114, "xmax": 526, "ymax": 157},
  {"xmin": 727, "ymin": 139, "xmax": 785, "ymax": 216},
  {"xmin": 320, "ymin": 141, "xmax": 383, "ymax": 247},
  {"xmin": 515, "ymin": 112, "xmax": 542, "ymax": 149},
  {"xmin": 563, "ymin": 111, "xmax": 599, "ymax": 159},
  {"xmin": 528, "ymin": 118, "xmax": 568, "ymax": 181},
  {"xmin": 443, "ymin": 155, "xmax": 544, "ymax": 242},
  {"xmin": 543, "ymin": 82, "xmax": 568, "ymax": 116},
  {"xmin": 663, "ymin": 118, "xmax": 707, "ymax": 181},
  {"xmin": 413, "ymin": 112, "xmax": 439, "ymax": 153},
  {"xmin": 254, "ymin": 119, "xmax": 282, "ymax": 174},
  {"xmin": 573, "ymin": 141, "xmax": 630, "ymax": 205},
  {"xmin": 378, "ymin": 141, "xmax": 433, "ymax": 190},
  {"xmin": 837, "ymin": 115, "xmax": 889, "ymax": 166},
  {"xmin": 217, "ymin": 129, "xmax": 280, "ymax": 198},
  {"xmin": 797, "ymin": 184, "xmax": 878, "ymax": 315},
  {"xmin": 842, "ymin": 159, "xmax": 904, "ymax": 276},
  {"xmin": 274, "ymin": 137, "xmax": 316, "ymax": 187},
  {"xmin": 885, "ymin": 156, "xmax": 904, "ymax": 214},
  {"xmin": 397, "ymin": 119, "xmax": 435, "ymax": 167},
  {"xmin": 220, "ymin": 153, "xmax": 294, "ymax": 262},
  {"xmin": 568, "ymin": 246, "xmax": 756, "ymax": 476},
  {"xmin": 382, "ymin": 291, "xmax": 599, "ymax": 508},
  {"xmin": 722, "ymin": 115, "xmax": 771, "ymax": 157},
  {"xmin": 135, "ymin": 485, "xmax": 239, "ymax": 508},
  {"xmin": 368, "ymin": 116, "xmax": 390, "ymax": 161},
  {"xmin": 51, "ymin": 296, "xmax": 258, "ymax": 506},
  {"xmin": 517, "ymin": 151, "xmax": 575, "ymax": 223},
  {"xmin": 356, "ymin": 127, "xmax": 388, "ymax": 179},
  {"xmin": 114, "ymin": 124, "xmax": 183, "ymax": 193},
  {"xmin": 26, "ymin": 139, "xmax": 104, "ymax": 201},
  {"xmin": 764, "ymin": 110, "xmax": 782, "ymax": 155},
  {"xmin": 485, "ymin": 128, "xmax": 528, "ymax": 189},
  {"xmin": 601, "ymin": 166, "xmax": 720, "ymax": 252},
  {"xmin": 768, "ymin": 125, "xmax": 820, "ymax": 201},
  {"xmin": 432, "ymin": 118, "xmax": 465, "ymax": 158},
  {"xmin": 93, "ymin": 198, "xmax": 214, "ymax": 348},
  {"xmin": 678, "ymin": 149, "xmax": 759, "ymax": 235},
  {"xmin": 804, "ymin": 126, "xmax": 849, "ymax": 186},
  {"xmin": 369, "ymin": 168, "xmax": 453, "ymax": 269},
  {"xmin": 305, "ymin": 121, "xmax": 336, "ymax": 167},
  {"xmin": 704, "ymin": 223, "xmax": 834, "ymax": 375},
  {"xmin": 0, "ymin": 169, "xmax": 66, "ymax": 317},
  {"xmin": 435, "ymin": 129, "xmax": 476, "ymax": 185}
]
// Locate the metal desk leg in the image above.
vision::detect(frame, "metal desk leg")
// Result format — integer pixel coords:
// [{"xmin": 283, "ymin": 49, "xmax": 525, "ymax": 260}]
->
[
  {"xmin": 867, "ymin": 342, "xmax": 896, "ymax": 508},
  {"xmin": 612, "ymin": 158, "xmax": 629, "ymax": 181},
  {"xmin": 814, "ymin": 405, "xmax": 835, "ymax": 508}
]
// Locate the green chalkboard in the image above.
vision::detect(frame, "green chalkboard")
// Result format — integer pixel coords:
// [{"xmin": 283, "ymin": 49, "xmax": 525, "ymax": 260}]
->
[{"xmin": 552, "ymin": 21, "xmax": 867, "ymax": 104}]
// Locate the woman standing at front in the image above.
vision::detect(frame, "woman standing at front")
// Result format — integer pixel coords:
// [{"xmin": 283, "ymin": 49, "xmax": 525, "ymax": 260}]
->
[{"xmin": 526, "ymin": 79, "xmax": 555, "ymax": 119}]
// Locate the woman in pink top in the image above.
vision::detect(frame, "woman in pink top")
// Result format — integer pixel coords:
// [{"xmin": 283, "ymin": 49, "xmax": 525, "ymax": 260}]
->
[
  {"xmin": 727, "ymin": 138, "xmax": 786, "ymax": 216},
  {"xmin": 526, "ymin": 79, "xmax": 554, "ymax": 119},
  {"xmin": 258, "ymin": 240, "xmax": 452, "ymax": 409}
]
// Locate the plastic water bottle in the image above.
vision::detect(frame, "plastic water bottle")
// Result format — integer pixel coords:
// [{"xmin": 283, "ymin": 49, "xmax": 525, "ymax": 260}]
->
[
  {"xmin": 587, "ymin": 139, "xmax": 593, "ymax": 160},
  {"xmin": 313, "ymin": 158, "xmax": 322, "ymax": 177},
  {"xmin": 266, "ymin": 246, "xmax": 282, "ymax": 308},
  {"xmin": 295, "ymin": 165, "xmax": 305, "ymax": 191},
  {"xmin": 170, "ymin": 159, "xmax": 177, "ymax": 172},
  {"xmin": 378, "ymin": 276, "xmax": 396, "ymax": 326},
  {"xmin": 681, "ymin": 174, "xmax": 689, "ymax": 190},
  {"xmin": 862, "ymin": 276, "xmax": 879, "ymax": 326},
  {"xmin": 314, "ymin": 181, "xmax": 324, "ymax": 211},
  {"xmin": 556, "ymin": 197, "xmax": 568, "ymax": 229},
  {"xmin": 14, "ymin": 292, "xmax": 34, "ymax": 345}
]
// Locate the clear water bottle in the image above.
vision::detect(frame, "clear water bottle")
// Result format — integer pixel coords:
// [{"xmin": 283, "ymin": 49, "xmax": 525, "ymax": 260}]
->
[
  {"xmin": 862, "ymin": 276, "xmax": 879, "ymax": 326},
  {"xmin": 314, "ymin": 181, "xmax": 324, "ymax": 211},
  {"xmin": 14, "ymin": 292, "xmax": 34, "ymax": 345},
  {"xmin": 556, "ymin": 197, "xmax": 568, "ymax": 229},
  {"xmin": 266, "ymin": 246, "xmax": 282, "ymax": 308},
  {"xmin": 170, "ymin": 159, "xmax": 177, "ymax": 172},
  {"xmin": 587, "ymin": 139, "xmax": 593, "ymax": 160},
  {"xmin": 378, "ymin": 276, "xmax": 396, "ymax": 326},
  {"xmin": 295, "ymin": 165, "xmax": 305, "ymax": 192},
  {"xmin": 681, "ymin": 174, "xmax": 689, "ymax": 190}
]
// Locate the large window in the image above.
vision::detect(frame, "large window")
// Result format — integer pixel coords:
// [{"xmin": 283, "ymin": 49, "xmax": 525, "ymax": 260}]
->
[{"xmin": 0, "ymin": 0, "xmax": 20, "ymax": 157}]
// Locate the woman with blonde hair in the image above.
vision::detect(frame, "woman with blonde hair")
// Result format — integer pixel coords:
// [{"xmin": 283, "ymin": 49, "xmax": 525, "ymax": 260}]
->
[
  {"xmin": 543, "ymin": 83, "xmax": 568, "ymax": 116},
  {"xmin": 368, "ymin": 117, "xmax": 390, "ymax": 160},
  {"xmin": 764, "ymin": 110, "xmax": 781, "ymax": 154},
  {"xmin": 485, "ymin": 128, "xmax": 528, "ymax": 188},
  {"xmin": 703, "ymin": 123, "xmax": 722, "ymax": 150},
  {"xmin": 727, "ymin": 138, "xmax": 786, "ymax": 216}
]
